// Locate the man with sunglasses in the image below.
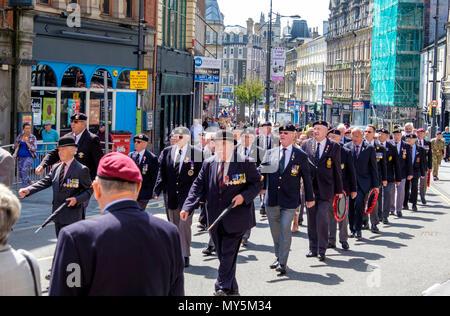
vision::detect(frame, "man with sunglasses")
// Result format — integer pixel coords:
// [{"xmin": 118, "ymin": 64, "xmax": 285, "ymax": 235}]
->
[
  {"xmin": 36, "ymin": 113, "xmax": 103, "ymax": 181},
  {"xmin": 363, "ymin": 124, "xmax": 387, "ymax": 234},
  {"xmin": 129, "ymin": 134, "xmax": 159, "ymax": 211},
  {"xmin": 153, "ymin": 127, "xmax": 203, "ymax": 268}
]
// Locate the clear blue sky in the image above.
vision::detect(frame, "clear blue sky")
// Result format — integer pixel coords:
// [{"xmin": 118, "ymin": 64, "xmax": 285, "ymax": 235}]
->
[{"xmin": 217, "ymin": 0, "xmax": 330, "ymax": 35}]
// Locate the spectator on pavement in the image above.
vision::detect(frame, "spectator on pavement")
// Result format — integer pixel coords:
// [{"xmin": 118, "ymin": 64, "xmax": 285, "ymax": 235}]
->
[
  {"xmin": 190, "ymin": 119, "xmax": 204, "ymax": 146},
  {"xmin": 41, "ymin": 122, "xmax": 59, "ymax": 151},
  {"xmin": 97, "ymin": 123, "xmax": 112, "ymax": 150},
  {"xmin": 443, "ymin": 127, "xmax": 450, "ymax": 162},
  {"xmin": 0, "ymin": 147, "xmax": 14, "ymax": 187},
  {"xmin": 14, "ymin": 123, "xmax": 37, "ymax": 188},
  {"xmin": 0, "ymin": 183, "xmax": 41, "ymax": 296}
]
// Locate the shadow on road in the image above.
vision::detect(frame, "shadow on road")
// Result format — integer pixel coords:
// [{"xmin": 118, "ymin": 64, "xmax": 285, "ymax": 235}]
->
[{"xmin": 267, "ymin": 270, "xmax": 344, "ymax": 286}]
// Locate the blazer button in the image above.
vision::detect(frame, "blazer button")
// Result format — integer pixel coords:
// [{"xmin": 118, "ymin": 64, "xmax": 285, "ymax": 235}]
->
[{"xmin": 278, "ymin": 186, "xmax": 280, "ymax": 189}]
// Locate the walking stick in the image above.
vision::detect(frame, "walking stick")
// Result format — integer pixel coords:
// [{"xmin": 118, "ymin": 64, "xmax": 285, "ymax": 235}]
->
[
  {"xmin": 207, "ymin": 202, "xmax": 236, "ymax": 232},
  {"xmin": 34, "ymin": 201, "xmax": 70, "ymax": 234}
]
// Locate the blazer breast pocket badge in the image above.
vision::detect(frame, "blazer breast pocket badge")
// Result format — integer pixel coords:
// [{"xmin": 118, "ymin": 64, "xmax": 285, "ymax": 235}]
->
[
  {"xmin": 327, "ymin": 158, "xmax": 332, "ymax": 169},
  {"xmin": 142, "ymin": 164, "xmax": 148, "ymax": 175},
  {"xmin": 376, "ymin": 153, "xmax": 383, "ymax": 161},
  {"xmin": 389, "ymin": 156, "xmax": 393, "ymax": 162},
  {"xmin": 64, "ymin": 179, "xmax": 79, "ymax": 189},
  {"xmin": 291, "ymin": 165, "xmax": 300, "ymax": 176}
]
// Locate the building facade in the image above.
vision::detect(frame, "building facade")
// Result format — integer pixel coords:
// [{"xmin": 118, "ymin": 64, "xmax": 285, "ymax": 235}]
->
[
  {"xmin": 325, "ymin": 0, "xmax": 373, "ymax": 126},
  {"xmin": 443, "ymin": 7, "xmax": 450, "ymax": 128},
  {"xmin": 0, "ymin": 0, "xmax": 157, "ymax": 146}
]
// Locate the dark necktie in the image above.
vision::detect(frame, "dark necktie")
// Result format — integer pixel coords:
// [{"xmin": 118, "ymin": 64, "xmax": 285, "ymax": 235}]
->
[
  {"xmin": 355, "ymin": 146, "xmax": 360, "ymax": 158},
  {"xmin": 134, "ymin": 153, "xmax": 140, "ymax": 165},
  {"xmin": 218, "ymin": 162, "xmax": 225, "ymax": 194},
  {"xmin": 59, "ymin": 163, "xmax": 66, "ymax": 189},
  {"xmin": 175, "ymin": 149, "xmax": 182, "ymax": 175},
  {"xmin": 315, "ymin": 143, "xmax": 321, "ymax": 163},
  {"xmin": 245, "ymin": 147, "xmax": 248, "ymax": 157},
  {"xmin": 279, "ymin": 148, "xmax": 287, "ymax": 174}
]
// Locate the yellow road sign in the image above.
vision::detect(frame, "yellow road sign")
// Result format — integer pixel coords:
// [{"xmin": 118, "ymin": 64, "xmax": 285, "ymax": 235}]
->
[{"xmin": 130, "ymin": 71, "xmax": 148, "ymax": 90}]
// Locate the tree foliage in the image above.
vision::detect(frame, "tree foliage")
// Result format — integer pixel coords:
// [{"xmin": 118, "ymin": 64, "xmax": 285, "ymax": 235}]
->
[{"xmin": 234, "ymin": 80, "xmax": 265, "ymax": 106}]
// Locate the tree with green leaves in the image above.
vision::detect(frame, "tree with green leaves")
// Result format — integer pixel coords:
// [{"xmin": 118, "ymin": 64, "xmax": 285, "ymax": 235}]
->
[{"xmin": 234, "ymin": 80, "xmax": 265, "ymax": 125}]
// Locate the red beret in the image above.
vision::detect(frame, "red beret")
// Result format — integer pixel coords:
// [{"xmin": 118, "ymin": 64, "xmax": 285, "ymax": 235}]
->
[
  {"xmin": 417, "ymin": 128, "xmax": 425, "ymax": 133},
  {"xmin": 97, "ymin": 152, "xmax": 142, "ymax": 183}
]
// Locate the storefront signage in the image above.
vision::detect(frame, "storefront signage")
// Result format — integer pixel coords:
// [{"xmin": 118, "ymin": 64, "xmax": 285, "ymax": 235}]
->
[
  {"xmin": 89, "ymin": 99, "xmax": 101, "ymax": 125},
  {"xmin": 130, "ymin": 71, "xmax": 148, "ymax": 90},
  {"xmin": 42, "ymin": 98, "xmax": 56, "ymax": 125},
  {"xmin": 194, "ymin": 56, "xmax": 221, "ymax": 83},
  {"xmin": 31, "ymin": 97, "xmax": 42, "ymax": 126},
  {"xmin": 68, "ymin": 99, "xmax": 81, "ymax": 126}
]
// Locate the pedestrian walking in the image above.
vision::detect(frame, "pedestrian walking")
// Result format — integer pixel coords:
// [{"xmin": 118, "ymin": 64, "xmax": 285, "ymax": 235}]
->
[
  {"xmin": 190, "ymin": 119, "xmax": 204, "ymax": 146},
  {"xmin": 153, "ymin": 127, "xmax": 203, "ymax": 268},
  {"xmin": 416, "ymin": 128, "xmax": 432, "ymax": 205},
  {"xmin": 49, "ymin": 152, "xmax": 184, "ymax": 296},
  {"xmin": 0, "ymin": 184, "xmax": 41, "ymax": 296},
  {"xmin": 14, "ymin": 123, "xmax": 37, "ymax": 188},
  {"xmin": 260, "ymin": 124, "xmax": 315, "ymax": 274},
  {"xmin": 302, "ymin": 121, "xmax": 343, "ymax": 260},
  {"xmin": 129, "ymin": 134, "xmax": 159, "ymax": 211},
  {"xmin": 181, "ymin": 130, "xmax": 263, "ymax": 296},
  {"xmin": 431, "ymin": 131, "xmax": 446, "ymax": 181}
]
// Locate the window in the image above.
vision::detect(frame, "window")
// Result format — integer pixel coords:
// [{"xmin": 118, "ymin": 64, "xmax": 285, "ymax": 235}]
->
[
  {"xmin": 223, "ymin": 48, "xmax": 227, "ymax": 56},
  {"xmin": 32, "ymin": 65, "xmax": 57, "ymax": 87},
  {"xmin": 125, "ymin": 0, "xmax": 133, "ymax": 19},
  {"xmin": 230, "ymin": 48, "xmax": 234, "ymax": 56},
  {"xmin": 38, "ymin": 0, "xmax": 51, "ymax": 5},
  {"xmin": 100, "ymin": 0, "xmax": 111, "ymax": 15},
  {"xmin": 229, "ymin": 76, "xmax": 234, "ymax": 85},
  {"xmin": 223, "ymin": 77, "xmax": 227, "ymax": 85},
  {"xmin": 239, "ymin": 48, "xmax": 243, "ymax": 55}
]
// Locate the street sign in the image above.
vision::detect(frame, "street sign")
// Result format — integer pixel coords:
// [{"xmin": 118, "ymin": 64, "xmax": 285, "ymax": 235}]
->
[
  {"xmin": 431, "ymin": 100, "xmax": 438, "ymax": 108},
  {"xmin": 194, "ymin": 56, "xmax": 221, "ymax": 83},
  {"xmin": 130, "ymin": 71, "xmax": 148, "ymax": 90}
]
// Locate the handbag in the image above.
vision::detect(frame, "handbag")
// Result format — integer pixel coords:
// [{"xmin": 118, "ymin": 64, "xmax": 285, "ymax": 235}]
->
[{"xmin": 20, "ymin": 251, "xmax": 40, "ymax": 296}]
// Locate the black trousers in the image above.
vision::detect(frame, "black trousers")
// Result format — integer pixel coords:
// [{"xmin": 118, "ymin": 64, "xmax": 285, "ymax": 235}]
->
[
  {"xmin": 405, "ymin": 178, "xmax": 419, "ymax": 206},
  {"xmin": 349, "ymin": 189, "xmax": 367, "ymax": 233},
  {"xmin": 199, "ymin": 204, "xmax": 208, "ymax": 227},
  {"xmin": 55, "ymin": 223, "xmax": 69, "ymax": 239}
]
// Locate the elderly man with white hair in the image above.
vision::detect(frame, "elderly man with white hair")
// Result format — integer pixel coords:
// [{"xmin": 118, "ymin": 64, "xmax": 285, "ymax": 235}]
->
[{"xmin": 0, "ymin": 184, "xmax": 41, "ymax": 296}]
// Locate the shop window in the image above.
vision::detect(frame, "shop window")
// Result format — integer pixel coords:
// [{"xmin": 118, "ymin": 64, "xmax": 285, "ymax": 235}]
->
[
  {"xmin": 62, "ymin": 67, "xmax": 86, "ymax": 88},
  {"xmin": 31, "ymin": 65, "xmax": 57, "ymax": 87},
  {"xmin": 30, "ymin": 90, "xmax": 58, "ymax": 138},
  {"xmin": 90, "ymin": 69, "xmax": 113, "ymax": 89},
  {"xmin": 125, "ymin": 0, "xmax": 133, "ymax": 18},
  {"xmin": 60, "ymin": 91, "xmax": 87, "ymax": 134},
  {"xmin": 89, "ymin": 92, "xmax": 113, "ymax": 133},
  {"xmin": 116, "ymin": 70, "xmax": 131, "ymax": 89}
]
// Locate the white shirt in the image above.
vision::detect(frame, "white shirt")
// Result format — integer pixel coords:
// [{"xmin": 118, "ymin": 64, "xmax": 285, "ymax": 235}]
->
[
  {"xmin": 280, "ymin": 145, "xmax": 293, "ymax": 170},
  {"xmin": 366, "ymin": 139, "xmax": 375, "ymax": 146},
  {"xmin": 396, "ymin": 142, "xmax": 401, "ymax": 154},
  {"xmin": 0, "ymin": 245, "xmax": 41, "ymax": 296},
  {"xmin": 74, "ymin": 129, "xmax": 86, "ymax": 145},
  {"xmin": 137, "ymin": 150, "xmax": 146, "ymax": 165},
  {"xmin": 315, "ymin": 138, "xmax": 327, "ymax": 160},
  {"xmin": 173, "ymin": 144, "xmax": 188, "ymax": 173}
]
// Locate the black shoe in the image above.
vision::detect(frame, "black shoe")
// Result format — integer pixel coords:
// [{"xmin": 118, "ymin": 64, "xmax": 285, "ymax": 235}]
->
[
  {"xmin": 241, "ymin": 238, "xmax": 248, "ymax": 247},
  {"xmin": 349, "ymin": 233, "xmax": 356, "ymax": 238},
  {"xmin": 390, "ymin": 211, "xmax": 395, "ymax": 216},
  {"xmin": 270, "ymin": 259, "xmax": 280, "ymax": 270},
  {"xmin": 341, "ymin": 241, "xmax": 350, "ymax": 250},
  {"xmin": 197, "ymin": 224, "xmax": 207, "ymax": 232},
  {"xmin": 371, "ymin": 226, "xmax": 381, "ymax": 234},
  {"xmin": 184, "ymin": 257, "xmax": 190, "ymax": 268},
  {"xmin": 421, "ymin": 197, "xmax": 427, "ymax": 205},
  {"xmin": 306, "ymin": 252, "xmax": 318, "ymax": 258},
  {"xmin": 397, "ymin": 212, "xmax": 403, "ymax": 218},
  {"xmin": 260, "ymin": 208, "xmax": 266, "ymax": 216},
  {"xmin": 383, "ymin": 219, "xmax": 389, "ymax": 225},
  {"xmin": 327, "ymin": 243, "xmax": 336, "ymax": 249},
  {"xmin": 318, "ymin": 254, "xmax": 326, "ymax": 262},
  {"xmin": 412, "ymin": 205, "xmax": 418, "ymax": 212},
  {"xmin": 202, "ymin": 246, "xmax": 215, "ymax": 256},
  {"xmin": 356, "ymin": 231, "xmax": 362, "ymax": 241},
  {"xmin": 214, "ymin": 289, "xmax": 228, "ymax": 296},
  {"xmin": 276, "ymin": 264, "xmax": 287, "ymax": 275}
]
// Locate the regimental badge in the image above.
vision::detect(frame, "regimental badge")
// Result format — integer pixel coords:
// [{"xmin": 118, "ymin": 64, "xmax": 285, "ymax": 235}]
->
[
  {"xmin": 341, "ymin": 163, "xmax": 345, "ymax": 170},
  {"xmin": 78, "ymin": 152, "xmax": 84, "ymax": 159},
  {"xmin": 327, "ymin": 158, "xmax": 332, "ymax": 169},
  {"xmin": 291, "ymin": 165, "xmax": 299, "ymax": 176},
  {"xmin": 188, "ymin": 169, "xmax": 194, "ymax": 177},
  {"xmin": 389, "ymin": 156, "xmax": 393, "ymax": 162},
  {"xmin": 376, "ymin": 153, "xmax": 383, "ymax": 161}
]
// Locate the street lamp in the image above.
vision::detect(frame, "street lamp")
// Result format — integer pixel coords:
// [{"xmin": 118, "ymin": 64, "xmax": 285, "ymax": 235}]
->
[{"xmin": 310, "ymin": 64, "xmax": 325, "ymax": 121}]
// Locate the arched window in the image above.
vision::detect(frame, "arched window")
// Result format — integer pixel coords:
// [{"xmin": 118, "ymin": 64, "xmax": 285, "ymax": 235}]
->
[
  {"xmin": 90, "ymin": 69, "xmax": 113, "ymax": 89},
  {"xmin": 31, "ymin": 64, "xmax": 57, "ymax": 87},
  {"xmin": 117, "ymin": 70, "xmax": 131, "ymax": 89},
  {"xmin": 61, "ymin": 67, "xmax": 86, "ymax": 88}
]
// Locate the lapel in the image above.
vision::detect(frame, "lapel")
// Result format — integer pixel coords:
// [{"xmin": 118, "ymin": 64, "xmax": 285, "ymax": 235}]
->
[
  {"xmin": 319, "ymin": 139, "xmax": 331, "ymax": 163},
  {"xmin": 282, "ymin": 147, "xmax": 296, "ymax": 175},
  {"xmin": 77, "ymin": 129, "xmax": 88, "ymax": 147},
  {"xmin": 180, "ymin": 147, "xmax": 192, "ymax": 175},
  {"xmin": 211, "ymin": 159, "xmax": 219, "ymax": 192},
  {"xmin": 64, "ymin": 160, "xmax": 77, "ymax": 182},
  {"xmin": 57, "ymin": 163, "xmax": 65, "ymax": 187}
]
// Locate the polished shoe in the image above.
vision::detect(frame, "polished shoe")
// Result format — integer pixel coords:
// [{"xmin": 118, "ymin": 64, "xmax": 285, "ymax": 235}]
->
[
  {"xmin": 318, "ymin": 254, "xmax": 326, "ymax": 262},
  {"xmin": 270, "ymin": 259, "xmax": 280, "ymax": 269},
  {"xmin": 371, "ymin": 226, "xmax": 381, "ymax": 234},
  {"xmin": 362, "ymin": 223, "xmax": 370, "ymax": 230},
  {"xmin": 276, "ymin": 264, "xmax": 287, "ymax": 275},
  {"xmin": 390, "ymin": 211, "xmax": 395, "ymax": 216},
  {"xmin": 327, "ymin": 243, "xmax": 336, "ymax": 249},
  {"xmin": 260, "ymin": 208, "xmax": 266, "ymax": 216},
  {"xmin": 383, "ymin": 219, "xmax": 389, "ymax": 225},
  {"xmin": 241, "ymin": 238, "xmax": 248, "ymax": 247},
  {"xmin": 214, "ymin": 289, "xmax": 228, "ymax": 297},
  {"xmin": 306, "ymin": 252, "xmax": 318, "ymax": 258},
  {"xmin": 202, "ymin": 246, "xmax": 215, "ymax": 256},
  {"xmin": 412, "ymin": 204, "xmax": 418, "ymax": 212},
  {"xmin": 341, "ymin": 241, "xmax": 350, "ymax": 250},
  {"xmin": 184, "ymin": 257, "xmax": 190, "ymax": 268},
  {"xmin": 397, "ymin": 212, "xmax": 403, "ymax": 218},
  {"xmin": 197, "ymin": 224, "xmax": 207, "ymax": 232},
  {"xmin": 421, "ymin": 197, "xmax": 427, "ymax": 205},
  {"xmin": 349, "ymin": 233, "xmax": 356, "ymax": 238},
  {"xmin": 356, "ymin": 231, "xmax": 363, "ymax": 241}
]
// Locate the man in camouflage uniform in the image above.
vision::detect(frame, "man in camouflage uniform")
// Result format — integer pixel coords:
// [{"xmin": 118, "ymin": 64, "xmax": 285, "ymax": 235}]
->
[{"xmin": 431, "ymin": 131, "xmax": 447, "ymax": 181}]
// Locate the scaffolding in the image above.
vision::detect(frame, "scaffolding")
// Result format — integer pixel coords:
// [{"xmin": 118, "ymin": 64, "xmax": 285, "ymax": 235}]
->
[{"xmin": 371, "ymin": 0, "xmax": 424, "ymax": 109}]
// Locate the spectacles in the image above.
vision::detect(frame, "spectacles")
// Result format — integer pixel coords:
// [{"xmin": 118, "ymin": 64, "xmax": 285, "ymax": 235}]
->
[
  {"xmin": 171, "ymin": 135, "xmax": 184, "ymax": 140},
  {"xmin": 134, "ymin": 140, "xmax": 145, "ymax": 144},
  {"xmin": 364, "ymin": 130, "xmax": 373, "ymax": 134}
]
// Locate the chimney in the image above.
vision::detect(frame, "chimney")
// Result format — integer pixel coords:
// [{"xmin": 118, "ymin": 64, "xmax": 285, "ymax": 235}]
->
[
  {"xmin": 247, "ymin": 18, "xmax": 254, "ymax": 36},
  {"xmin": 312, "ymin": 27, "xmax": 319, "ymax": 39}
]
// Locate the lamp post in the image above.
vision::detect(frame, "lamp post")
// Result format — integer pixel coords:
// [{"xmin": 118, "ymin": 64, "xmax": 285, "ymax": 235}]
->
[{"xmin": 431, "ymin": 0, "xmax": 440, "ymax": 138}]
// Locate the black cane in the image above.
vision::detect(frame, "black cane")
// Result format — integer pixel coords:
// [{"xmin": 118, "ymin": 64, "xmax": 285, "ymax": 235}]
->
[{"xmin": 207, "ymin": 202, "xmax": 236, "ymax": 232}]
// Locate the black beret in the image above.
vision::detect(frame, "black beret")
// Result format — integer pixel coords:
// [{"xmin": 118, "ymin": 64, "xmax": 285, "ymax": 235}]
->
[
  {"xmin": 378, "ymin": 128, "xmax": 390, "ymax": 135},
  {"xmin": 278, "ymin": 124, "xmax": 296, "ymax": 132},
  {"xmin": 406, "ymin": 134, "xmax": 418, "ymax": 139},
  {"xmin": 133, "ymin": 134, "xmax": 149, "ymax": 142},
  {"xmin": 393, "ymin": 128, "xmax": 402, "ymax": 134},
  {"xmin": 57, "ymin": 135, "xmax": 78, "ymax": 148},
  {"xmin": 261, "ymin": 121, "xmax": 272, "ymax": 127},
  {"xmin": 327, "ymin": 129, "xmax": 341, "ymax": 136},
  {"xmin": 70, "ymin": 113, "xmax": 88, "ymax": 122},
  {"xmin": 215, "ymin": 130, "xmax": 234, "ymax": 142},
  {"xmin": 313, "ymin": 120, "xmax": 329, "ymax": 128}
]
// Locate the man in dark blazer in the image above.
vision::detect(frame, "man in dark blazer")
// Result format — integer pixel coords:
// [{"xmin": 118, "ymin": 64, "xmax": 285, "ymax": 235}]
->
[
  {"xmin": 363, "ymin": 124, "xmax": 387, "ymax": 233},
  {"xmin": 377, "ymin": 129, "xmax": 402, "ymax": 224},
  {"xmin": 49, "ymin": 152, "xmax": 184, "ymax": 296},
  {"xmin": 302, "ymin": 121, "xmax": 343, "ymax": 261},
  {"xmin": 417, "ymin": 128, "xmax": 432, "ymax": 205},
  {"xmin": 153, "ymin": 127, "xmax": 203, "ymax": 268},
  {"xmin": 181, "ymin": 130, "xmax": 263, "ymax": 296},
  {"xmin": 404, "ymin": 134, "xmax": 427, "ymax": 212},
  {"xmin": 129, "ymin": 134, "xmax": 159, "ymax": 211},
  {"xmin": 260, "ymin": 124, "xmax": 315, "ymax": 274},
  {"xmin": 36, "ymin": 113, "xmax": 103, "ymax": 181},
  {"xmin": 390, "ymin": 128, "xmax": 413, "ymax": 217},
  {"xmin": 344, "ymin": 128, "xmax": 379, "ymax": 240},
  {"xmin": 327, "ymin": 129, "xmax": 357, "ymax": 250},
  {"xmin": 19, "ymin": 135, "xmax": 93, "ymax": 237}
]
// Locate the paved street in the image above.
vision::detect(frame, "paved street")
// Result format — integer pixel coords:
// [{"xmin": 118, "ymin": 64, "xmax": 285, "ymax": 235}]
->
[{"xmin": 8, "ymin": 162, "xmax": 450, "ymax": 296}]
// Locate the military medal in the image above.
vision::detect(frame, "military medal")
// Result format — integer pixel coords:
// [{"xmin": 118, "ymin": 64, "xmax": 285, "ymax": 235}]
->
[
  {"xmin": 327, "ymin": 158, "xmax": 332, "ymax": 169},
  {"xmin": 341, "ymin": 163, "xmax": 345, "ymax": 170},
  {"xmin": 142, "ymin": 164, "xmax": 148, "ymax": 175},
  {"xmin": 188, "ymin": 161, "xmax": 195, "ymax": 176},
  {"xmin": 389, "ymin": 156, "xmax": 393, "ymax": 162},
  {"xmin": 78, "ymin": 152, "xmax": 84, "ymax": 159}
]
